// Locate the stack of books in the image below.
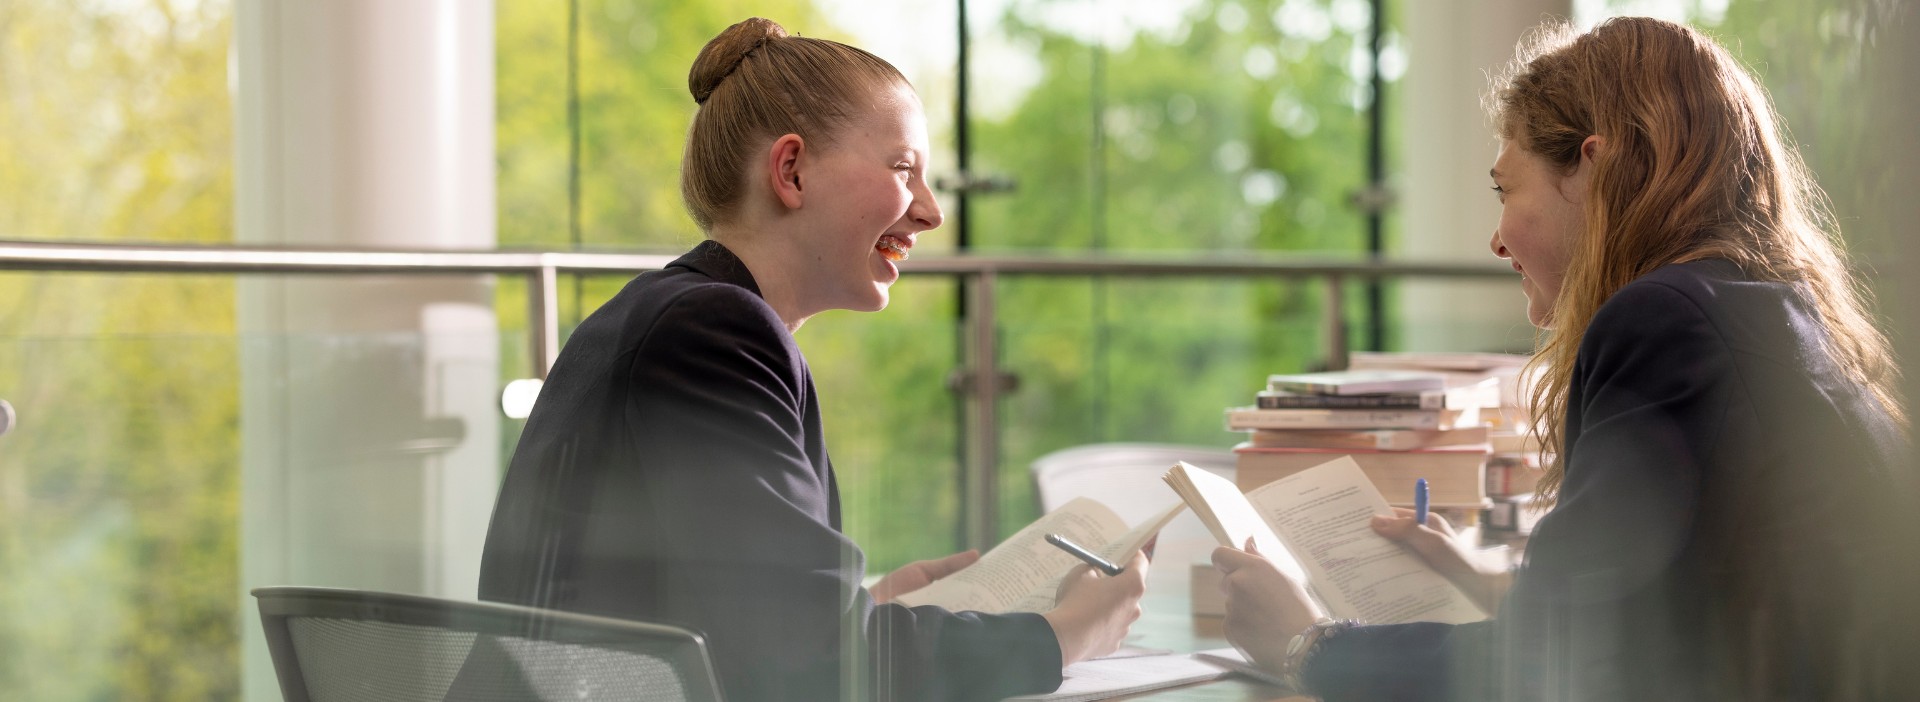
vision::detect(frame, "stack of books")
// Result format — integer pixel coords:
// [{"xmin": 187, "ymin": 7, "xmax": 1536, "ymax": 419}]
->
[
  {"xmin": 1485, "ymin": 416, "xmax": 1547, "ymax": 540},
  {"xmin": 1347, "ymin": 352, "xmax": 1548, "ymax": 537},
  {"xmin": 1225, "ymin": 369, "xmax": 1496, "ymax": 508}
]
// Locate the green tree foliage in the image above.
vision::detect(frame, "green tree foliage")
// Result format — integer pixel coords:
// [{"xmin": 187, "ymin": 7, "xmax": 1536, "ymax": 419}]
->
[
  {"xmin": 969, "ymin": 0, "xmax": 1378, "ymax": 535},
  {"xmin": 498, "ymin": 0, "xmax": 830, "ymax": 253},
  {"xmin": 0, "ymin": 0, "xmax": 238, "ymax": 699}
]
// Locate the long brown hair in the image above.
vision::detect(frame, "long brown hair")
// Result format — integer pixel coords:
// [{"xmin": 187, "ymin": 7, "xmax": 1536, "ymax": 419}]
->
[
  {"xmin": 681, "ymin": 18, "xmax": 909, "ymax": 231},
  {"xmin": 1490, "ymin": 17, "xmax": 1905, "ymax": 502}
]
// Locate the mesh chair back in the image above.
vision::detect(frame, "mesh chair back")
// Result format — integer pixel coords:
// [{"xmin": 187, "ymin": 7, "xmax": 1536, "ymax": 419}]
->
[{"xmin": 254, "ymin": 586, "xmax": 724, "ymax": 702}]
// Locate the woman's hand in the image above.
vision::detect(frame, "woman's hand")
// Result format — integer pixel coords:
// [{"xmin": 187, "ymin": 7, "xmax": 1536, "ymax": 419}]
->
[
  {"xmin": 1371, "ymin": 508, "xmax": 1513, "ymax": 613},
  {"xmin": 869, "ymin": 549, "xmax": 979, "ymax": 604},
  {"xmin": 1042, "ymin": 550, "xmax": 1149, "ymax": 665},
  {"xmin": 1213, "ymin": 539, "xmax": 1328, "ymax": 672}
]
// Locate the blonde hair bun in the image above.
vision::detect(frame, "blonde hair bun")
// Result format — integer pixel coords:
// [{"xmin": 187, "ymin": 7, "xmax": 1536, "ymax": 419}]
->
[{"xmin": 690, "ymin": 17, "xmax": 788, "ymax": 104}]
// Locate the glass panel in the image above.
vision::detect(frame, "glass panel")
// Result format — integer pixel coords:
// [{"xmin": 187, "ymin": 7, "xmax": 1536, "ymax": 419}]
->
[
  {"xmin": 496, "ymin": 0, "xmax": 945, "ymax": 251},
  {"xmin": 0, "ymin": 5, "xmax": 241, "ymax": 687},
  {"xmin": 993, "ymin": 275, "xmax": 1332, "ymax": 534},
  {"xmin": 0, "ymin": 271, "xmax": 521, "ymax": 699},
  {"xmin": 803, "ymin": 278, "xmax": 964, "ymax": 570},
  {"xmin": 968, "ymin": 0, "xmax": 1378, "ymax": 255},
  {"xmin": 0, "ymin": 332, "xmax": 240, "ymax": 700},
  {"xmin": 968, "ymin": 0, "xmax": 1396, "ymax": 535},
  {"xmin": 0, "ymin": 0, "xmax": 233, "ymax": 245}
]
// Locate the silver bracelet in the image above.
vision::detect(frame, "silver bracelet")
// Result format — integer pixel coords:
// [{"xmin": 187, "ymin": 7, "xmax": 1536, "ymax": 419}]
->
[{"xmin": 1277, "ymin": 618, "xmax": 1361, "ymax": 695}]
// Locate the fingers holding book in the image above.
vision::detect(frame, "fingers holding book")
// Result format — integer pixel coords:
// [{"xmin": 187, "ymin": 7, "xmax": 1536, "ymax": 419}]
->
[
  {"xmin": 1371, "ymin": 509, "xmax": 1512, "ymax": 613},
  {"xmin": 1212, "ymin": 541, "xmax": 1328, "ymax": 672},
  {"xmin": 1043, "ymin": 550, "xmax": 1150, "ymax": 665},
  {"xmin": 870, "ymin": 549, "xmax": 982, "ymax": 604}
]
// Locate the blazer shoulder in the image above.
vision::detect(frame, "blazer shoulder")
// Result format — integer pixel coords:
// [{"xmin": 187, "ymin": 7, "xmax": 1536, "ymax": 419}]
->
[
  {"xmin": 639, "ymin": 278, "xmax": 789, "ymax": 349},
  {"xmin": 1588, "ymin": 270, "xmax": 1717, "ymax": 342}
]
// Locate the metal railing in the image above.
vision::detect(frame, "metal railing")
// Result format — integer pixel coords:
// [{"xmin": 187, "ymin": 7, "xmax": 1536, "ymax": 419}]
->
[{"xmin": 0, "ymin": 238, "xmax": 1513, "ymax": 550}]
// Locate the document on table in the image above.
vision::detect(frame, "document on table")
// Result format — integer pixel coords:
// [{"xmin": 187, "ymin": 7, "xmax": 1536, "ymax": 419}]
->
[
  {"xmin": 1191, "ymin": 647, "xmax": 1289, "ymax": 687},
  {"xmin": 1002, "ymin": 652, "xmax": 1227, "ymax": 701}
]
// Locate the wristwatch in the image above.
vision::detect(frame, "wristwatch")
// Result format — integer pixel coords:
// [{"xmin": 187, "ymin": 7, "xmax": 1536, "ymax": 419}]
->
[{"xmin": 1278, "ymin": 618, "xmax": 1360, "ymax": 695}]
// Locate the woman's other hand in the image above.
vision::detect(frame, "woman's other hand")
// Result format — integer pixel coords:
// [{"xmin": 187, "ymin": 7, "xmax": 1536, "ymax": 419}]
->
[
  {"xmin": 1213, "ymin": 539, "xmax": 1328, "ymax": 672},
  {"xmin": 1371, "ymin": 508, "xmax": 1513, "ymax": 613},
  {"xmin": 869, "ymin": 549, "xmax": 979, "ymax": 604},
  {"xmin": 1042, "ymin": 550, "xmax": 1150, "ymax": 665}
]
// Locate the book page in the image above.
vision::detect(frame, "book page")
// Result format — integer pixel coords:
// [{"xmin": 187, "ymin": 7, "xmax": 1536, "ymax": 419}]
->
[
  {"xmin": 1191, "ymin": 648, "xmax": 1288, "ymax": 688},
  {"xmin": 1000, "ymin": 502, "xmax": 1186, "ymax": 613},
  {"xmin": 892, "ymin": 497, "xmax": 1130, "ymax": 613},
  {"xmin": 1245, "ymin": 457, "xmax": 1486, "ymax": 624},
  {"xmin": 1003, "ymin": 652, "xmax": 1227, "ymax": 701},
  {"xmin": 1162, "ymin": 463, "xmax": 1308, "ymax": 584}
]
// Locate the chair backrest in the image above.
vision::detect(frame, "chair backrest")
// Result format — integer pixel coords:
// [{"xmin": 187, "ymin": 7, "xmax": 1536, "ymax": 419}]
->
[
  {"xmin": 253, "ymin": 586, "xmax": 724, "ymax": 702},
  {"xmin": 1030, "ymin": 443, "xmax": 1239, "ymax": 566},
  {"xmin": 1029, "ymin": 442, "xmax": 1235, "ymax": 524}
]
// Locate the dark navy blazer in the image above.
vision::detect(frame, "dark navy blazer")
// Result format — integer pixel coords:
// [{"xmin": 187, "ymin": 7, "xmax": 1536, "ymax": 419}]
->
[
  {"xmin": 476, "ymin": 241, "xmax": 1061, "ymax": 701},
  {"xmin": 1305, "ymin": 259, "xmax": 1907, "ymax": 701}
]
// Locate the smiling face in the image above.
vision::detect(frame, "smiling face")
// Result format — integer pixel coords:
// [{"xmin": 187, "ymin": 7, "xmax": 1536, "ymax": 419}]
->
[
  {"xmin": 793, "ymin": 85, "xmax": 943, "ymax": 313},
  {"xmin": 1488, "ymin": 139, "xmax": 1587, "ymax": 328}
]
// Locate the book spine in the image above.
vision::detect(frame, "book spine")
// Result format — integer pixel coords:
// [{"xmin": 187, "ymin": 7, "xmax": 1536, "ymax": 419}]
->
[
  {"xmin": 1256, "ymin": 392, "xmax": 1442, "ymax": 410},
  {"xmin": 1226, "ymin": 408, "xmax": 1443, "ymax": 430},
  {"xmin": 1247, "ymin": 430, "xmax": 1393, "ymax": 450}
]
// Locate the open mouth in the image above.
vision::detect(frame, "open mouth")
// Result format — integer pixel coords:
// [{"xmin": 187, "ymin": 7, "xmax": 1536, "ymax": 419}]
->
[{"xmin": 877, "ymin": 235, "xmax": 911, "ymax": 261}]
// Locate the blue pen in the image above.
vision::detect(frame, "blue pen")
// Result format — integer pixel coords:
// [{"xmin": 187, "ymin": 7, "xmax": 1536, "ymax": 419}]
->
[{"xmin": 1415, "ymin": 478, "xmax": 1429, "ymax": 525}]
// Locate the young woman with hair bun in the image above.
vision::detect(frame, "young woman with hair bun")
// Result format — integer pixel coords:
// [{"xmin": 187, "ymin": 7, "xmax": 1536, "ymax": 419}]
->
[
  {"xmin": 475, "ymin": 18, "xmax": 1147, "ymax": 702},
  {"xmin": 1212, "ymin": 17, "xmax": 1912, "ymax": 701}
]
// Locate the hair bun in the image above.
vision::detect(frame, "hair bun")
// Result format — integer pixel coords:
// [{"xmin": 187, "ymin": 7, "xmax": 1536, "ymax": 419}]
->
[{"xmin": 690, "ymin": 18, "xmax": 788, "ymax": 104}]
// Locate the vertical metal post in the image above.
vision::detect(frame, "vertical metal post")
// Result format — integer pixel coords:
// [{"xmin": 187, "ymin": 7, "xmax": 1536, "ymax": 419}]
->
[
  {"xmin": 1324, "ymin": 275, "xmax": 1350, "ymax": 370},
  {"xmin": 951, "ymin": 0, "xmax": 979, "ymax": 553},
  {"xmin": 530, "ymin": 264, "xmax": 561, "ymax": 379},
  {"xmin": 954, "ymin": 0, "xmax": 973, "ymax": 253},
  {"xmin": 1364, "ymin": 0, "xmax": 1388, "ymax": 351},
  {"xmin": 964, "ymin": 271, "xmax": 1001, "ymax": 552}
]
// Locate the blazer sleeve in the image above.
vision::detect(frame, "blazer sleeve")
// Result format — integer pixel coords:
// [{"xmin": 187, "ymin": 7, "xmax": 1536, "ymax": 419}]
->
[
  {"xmin": 1305, "ymin": 281, "xmax": 1731, "ymax": 702},
  {"xmin": 625, "ymin": 286, "xmax": 1061, "ymax": 702}
]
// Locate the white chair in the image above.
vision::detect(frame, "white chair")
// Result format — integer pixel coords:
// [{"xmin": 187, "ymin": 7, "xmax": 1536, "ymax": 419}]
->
[
  {"xmin": 1029, "ymin": 442, "xmax": 1237, "ymax": 568},
  {"xmin": 1029, "ymin": 442, "xmax": 1235, "ymax": 522}
]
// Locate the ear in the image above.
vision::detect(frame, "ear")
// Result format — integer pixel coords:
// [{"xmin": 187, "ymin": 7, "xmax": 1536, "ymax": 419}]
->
[
  {"xmin": 1564, "ymin": 134, "xmax": 1606, "ymax": 203},
  {"xmin": 1579, "ymin": 134, "xmax": 1606, "ymax": 163},
  {"xmin": 767, "ymin": 134, "xmax": 806, "ymax": 211}
]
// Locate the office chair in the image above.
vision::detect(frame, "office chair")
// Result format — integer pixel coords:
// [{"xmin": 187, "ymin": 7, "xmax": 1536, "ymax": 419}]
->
[{"xmin": 253, "ymin": 586, "xmax": 724, "ymax": 702}]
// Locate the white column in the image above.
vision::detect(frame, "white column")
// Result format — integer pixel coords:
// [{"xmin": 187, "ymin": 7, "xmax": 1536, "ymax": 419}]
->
[
  {"xmin": 1396, "ymin": 0, "xmax": 1570, "ymax": 352},
  {"xmin": 234, "ymin": 1, "xmax": 498, "ymax": 700}
]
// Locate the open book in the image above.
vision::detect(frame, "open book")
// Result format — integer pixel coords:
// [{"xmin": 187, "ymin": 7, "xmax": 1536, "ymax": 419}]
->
[
  {"xmin": 891, "ymin": 498, "xmax": 1183, "ymax": 613},
  {"xmin": 1165, "ymin": 457, "xmax": 1485, "ymax": 624}
]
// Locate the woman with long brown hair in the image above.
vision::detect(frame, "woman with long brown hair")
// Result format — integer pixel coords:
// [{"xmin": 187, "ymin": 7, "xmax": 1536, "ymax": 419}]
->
[{"xmin": 1213, "ymin": 17, "xmax": 1911, "ymax": 701}]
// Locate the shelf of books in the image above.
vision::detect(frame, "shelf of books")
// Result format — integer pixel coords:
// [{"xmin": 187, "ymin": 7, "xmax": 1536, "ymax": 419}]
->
[{"xmin": 1224, "ymin": 352, "xmax": 1548, "ymax": 558}]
